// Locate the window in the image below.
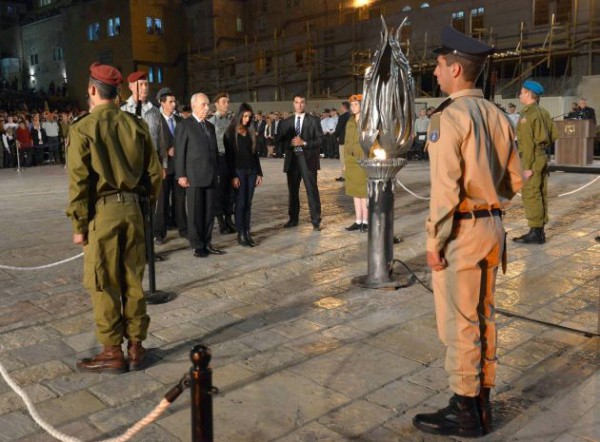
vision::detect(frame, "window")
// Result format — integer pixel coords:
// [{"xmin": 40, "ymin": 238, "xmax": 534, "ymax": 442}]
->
[
  {"xmin": 471, "ymin": 7, "xmax": 484, "ymax": 35},
  {"xmin": 258, "ymin": 16, "xmax": 266, "ymax": 32},
  {"xmin": 147, "ymin": 66, "xmax": 163, "ymax": 83},
  {"xmin": 452, "ymin": 11, "xmax": 465, "ymax": 33},
  {"xmin": 533, "ymin": 0, "xmax": 550, "ymax": 26},
  {"xmin": 295, "ymin": 48, "xmax": 304, "ymax": 68},
  {"xmin": 555, "ymin": 0, "xmax": 572, "ymax": 23},
  {"xmin": 53, "ymin": 47, "xmax": 63, "ymax": 61},
  {"xmin": 236, "ymin": 17, "xmax": 244, "ymax": 32},
  {"xmin": 146, "ymin": 16, "xmax": 163, "ymax": 35},
  {"xmin": 30, "ymin": 53, "xmax": 39, "ymax": 66},
  {"xmin": 38, "ymin": 0, "xmax": 52, "ymax": 6},
  {"xmin": 87, "ymin": 23, "xmax": 100, "ymax": 41},
  {"xmin": 108, "ymin": 17, "xmax": 121, "ymax": 37}
]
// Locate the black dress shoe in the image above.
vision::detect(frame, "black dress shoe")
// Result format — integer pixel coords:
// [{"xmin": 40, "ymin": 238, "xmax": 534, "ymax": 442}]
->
[
  {"xmin": 345, "ymin": 222, "xmax": 361, "ymax": 231},
  {"xmin": 312, "ymin": 221, "xmax": 322, "ymax": 231},
  {"xmin": 193, "ymin": 248, "xmax": 208, "ymax": 258},
  {"xmin": 596, "ymin": 235, "xmax": 600, "ymax": 243},
  {"xmin": 237, "ymin": 233, "xmax": 251, "ymax": 247},
  {"xmin": 360, "ymin": 223, "xmax": 368, "ymax": 233},
  {"xmin": 393, "ymin": 236, "xmax": 403, "ymax": 244},
  {"xmin": 225, "ymin": 216, "xmax": 237, "ymax": 234},
  {"xmin": 206, "ymin": 245, "xmax": 226, "ymax": 255},
  {"xmin": 154, "ymin": 236, "xmax": 165, "ymax": 245},
  {"xmin": 245, "ymin": 232, "xmax": 257, "ymax": 247},
  {"xmin": 413, "ymin": 394, "xmax": 483, "ymax": 438},
  {"xmin": 283, "ymin": 220, "xmax": 298, "ymax": 228}
]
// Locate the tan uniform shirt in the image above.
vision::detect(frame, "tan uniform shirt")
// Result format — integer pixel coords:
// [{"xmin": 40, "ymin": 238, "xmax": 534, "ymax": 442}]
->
[
  {"xmin": 66, "ymin": 103, "xmax": 162, "ymax": 234},
  {"xmin": 426, "ymin": 89, "xmax": 523, "ymax": 252}
]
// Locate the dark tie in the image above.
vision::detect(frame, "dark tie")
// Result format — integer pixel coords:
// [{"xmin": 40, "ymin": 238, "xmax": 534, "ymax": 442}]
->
[
  {"xmin": 199, "ymin": 120, "xmax": 208, "ymax": 134},
  {"xmin": 167, "ymin": 117, "xmax": 175, "ymax": 135},
  {"xmin": 295, "ymin": 116, "xmax": 301, "ymax": 136}
]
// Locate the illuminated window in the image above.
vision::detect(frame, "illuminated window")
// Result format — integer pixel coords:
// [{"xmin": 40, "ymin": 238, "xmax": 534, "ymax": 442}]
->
[
  {"xmin": 451, "ymin": 11, "xmax": 465, "ymax": 33},
  {"xmin": 533, "ymin": 0, "xmax": 550, "ymax": 26},
  {"xmin": 146, "ymin": 17, "xmax": 163, "ymax": 35},
  {"xmin": 148, "ymin": 67, "xmax": 154, "ymax": 83},
  {"xmin": 147, "ymin": 67, "xmax": 163, "ymax": 84},
  {"xmin": 108, "ymin": 17, "xmax": 121, "ymax": 37},
  {"xmin": 87, "ymin": 23, "xmax": 100, "ymax": 41},
  {"xmin": 53, "ymin": 47, "xmax": 63, "ymax": 61},
  {"xmin": 236, "ymin": 17, "xmax": 244, "ymax": 32},
  {"xmin": 471, "ymin": 7, "xmax": 484, "ymax": 34}
]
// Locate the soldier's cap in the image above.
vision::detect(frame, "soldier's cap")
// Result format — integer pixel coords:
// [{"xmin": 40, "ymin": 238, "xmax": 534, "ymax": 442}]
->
[
  {"xmin": 156, "ymin": 87, "xmax": 174, "ymax": 101},
  {"xmin": 433, "ymin": 26, "xmax": 494, "ymax": 62},
  {"xmin": 522, "ymin": 79, "xmax": 544, "ymax": 95},
  {"xmin": 127, "ymin": 71, "xmax": 148, "ymax": 83},
  {"xmin": 89, "ymin": 62, "xmax": 123, "ymax": 87}
]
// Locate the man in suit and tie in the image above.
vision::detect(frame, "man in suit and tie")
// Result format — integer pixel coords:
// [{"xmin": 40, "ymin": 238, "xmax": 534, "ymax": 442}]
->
[
  {"xmin": 154, "ymin": 87, "xmax": 186, "ymax": 243},
  {"xmin": 175, "ymin": 93, "xmax": 225, "ymax": 258},
  {"xmin": 276, "ymin": 94, "xmax": 324, "ymax": 230}
]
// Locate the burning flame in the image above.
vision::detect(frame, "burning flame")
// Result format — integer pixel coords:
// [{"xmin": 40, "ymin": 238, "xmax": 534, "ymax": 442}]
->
[{"xmin": 373, "ymin": 148, "xmax": 386, "ymax": 160}]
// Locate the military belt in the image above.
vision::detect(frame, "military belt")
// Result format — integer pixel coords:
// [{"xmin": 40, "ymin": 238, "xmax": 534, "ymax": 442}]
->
[
  {"xmin": 454, "ymin": 208, "xmax": 502, "ymax": 220},
  {"xmin": 97, "ymin": 192, "xmax": 140, "ymax": 204}
]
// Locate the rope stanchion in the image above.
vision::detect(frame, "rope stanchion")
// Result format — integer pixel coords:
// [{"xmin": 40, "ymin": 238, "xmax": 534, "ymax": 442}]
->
[{"xmin": 0, "ymin": 253, "xmax": 83, "ymax": 271}]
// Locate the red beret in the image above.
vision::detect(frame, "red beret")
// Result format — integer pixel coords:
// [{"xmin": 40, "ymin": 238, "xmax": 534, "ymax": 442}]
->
[
  {"xmin": 127, "ymin": 71, "xmax": 148, "ymax": 83},
  {"xmin": 89, "ymin": 62, "xmax": 122, "ymax": 87}
]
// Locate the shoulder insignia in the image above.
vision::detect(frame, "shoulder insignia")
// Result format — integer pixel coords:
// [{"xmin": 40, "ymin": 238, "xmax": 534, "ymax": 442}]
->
[
  {"xmin": 429, "ymin": 131, "xmax": 439, "ymax": 142},
  {"xmin": 71, "ymin": 112, "xmax": 90, "ymax": 125},
  {"xmin": 431, "ymin": 98, "xmax": 454, "ymax": 115}
]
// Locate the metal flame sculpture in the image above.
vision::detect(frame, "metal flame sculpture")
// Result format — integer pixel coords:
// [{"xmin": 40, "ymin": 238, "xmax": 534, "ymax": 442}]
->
[
  {"xmin": 352, "ymin": 16, "xmax": 415, "ymax": 290},
  {"xmin": 359, "ymin": 16, "xmax": 415, "ymax": 159}
]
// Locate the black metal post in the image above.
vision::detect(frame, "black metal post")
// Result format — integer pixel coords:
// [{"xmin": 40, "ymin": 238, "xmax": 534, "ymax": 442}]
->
[
  {"xmin": 190, "ymin": 345, "xmax": 214, "ymax": 442},
  {"xmin": 143, "ymin": 196, "xmax": 176, "ymax": 304}
]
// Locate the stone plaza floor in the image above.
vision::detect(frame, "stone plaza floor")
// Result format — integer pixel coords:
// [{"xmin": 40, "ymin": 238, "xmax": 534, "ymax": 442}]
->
[{"xmin": 0, "ymin": 158, "xmax": 598, "ymax": 441}]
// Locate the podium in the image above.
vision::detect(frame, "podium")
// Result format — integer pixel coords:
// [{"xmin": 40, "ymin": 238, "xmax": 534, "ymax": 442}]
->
[{"xmin": 554, "ymin": 120, "xmax": 595, "ymax": 166}]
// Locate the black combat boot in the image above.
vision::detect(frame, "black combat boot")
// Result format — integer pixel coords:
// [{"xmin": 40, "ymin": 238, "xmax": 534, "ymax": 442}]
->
[
  {"xmin": 413, "ymin": 394, "xmax": 484, "ymax": 438},
  {"xmin": 224, "ymin": 215, "xmax": 237, "ymax": 234},
  {"xmin": 478, "ymin": 388, "xmax": 493, "ymax": 434},
  {"xmin": 513, "ymin": 227, "xmax": 545, "ymax": 244},
  {"xmin": 216, "ymin": 215, "xmax": 228, "ymax": 234}
]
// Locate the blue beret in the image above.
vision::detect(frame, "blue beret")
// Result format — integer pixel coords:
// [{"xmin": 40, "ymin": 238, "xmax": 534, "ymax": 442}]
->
[
  {"xmin": 433, "ymin": 26, "xmax": 494, "ymax": 61},
  {"xmin": 522, "ymin": 80, "xmax": 544, "ymax": 95}
]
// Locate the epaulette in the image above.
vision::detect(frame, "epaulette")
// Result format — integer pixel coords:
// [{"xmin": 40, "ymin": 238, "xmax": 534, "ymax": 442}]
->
[
  {"xmin": 71, "ymin": 112, "xmax": 90, "ymax": 126},
  {"xmin": 431, "ymin": 98, "xmax": 454, "ymax": 115}
]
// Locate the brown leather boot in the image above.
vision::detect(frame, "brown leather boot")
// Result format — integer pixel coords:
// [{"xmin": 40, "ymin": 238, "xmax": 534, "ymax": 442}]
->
[
  {"xmin": 127, "ymin": 341, "xmax": 147, "ymax": 371},
  {"xmin": 478, "ymin": 387, "xmax": 493, "ymax": 434},
  {"xmin": 77, "ymin": 345, "xmax": 127, "ymax": 374}
]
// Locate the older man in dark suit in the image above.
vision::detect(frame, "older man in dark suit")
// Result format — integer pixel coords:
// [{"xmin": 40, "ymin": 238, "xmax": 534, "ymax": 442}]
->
[
  {"xmin": 276, "ymin": 94, "xmax": 324, "ymax": 230},
  {"xmin": 175, "ymin": 92, "xmax": 225, "ymax": 258}
]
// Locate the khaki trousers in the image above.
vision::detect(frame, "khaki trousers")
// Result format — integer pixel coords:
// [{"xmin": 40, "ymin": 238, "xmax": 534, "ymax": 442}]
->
[
  {"xmin": 521, "ymin": 153, "xmax": 548, "ymax": 228},
  {"xmin": 432, "ymin": 215, "xmax": 504, "ymax": 397},
  {"xmin": 83, "ymin": 200, "xmax": 150, "ymax": 346}
]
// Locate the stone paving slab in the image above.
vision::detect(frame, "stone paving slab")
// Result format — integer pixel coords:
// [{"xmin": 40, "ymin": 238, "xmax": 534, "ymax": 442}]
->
[{"xmin": 0, "ymin": 161, "xmax": 598, "ymax": 441}]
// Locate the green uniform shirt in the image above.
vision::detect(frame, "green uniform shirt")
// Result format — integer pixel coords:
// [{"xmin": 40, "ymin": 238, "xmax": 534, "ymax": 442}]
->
[
  {"xmin": 516, "ymin": 104, "xmax": 558, "ymax": 170},
  {"xmin": 66, "ymin": 103, "xmax": 162, "ymax": 234}
]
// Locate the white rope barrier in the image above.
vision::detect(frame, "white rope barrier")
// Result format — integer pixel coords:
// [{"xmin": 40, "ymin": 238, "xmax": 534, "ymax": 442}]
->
[
  {"xmin": 395, "ymin": 178, "xmax": 431, "ymax": 200},
  {"xmin": 557, "ymin": 175, "xmax": 600, "ymax": 197},
  {"xmin": 0, "ymin": 360, "xmax": 171, "ymax": 442},
  {"xmin": 0, "ymin": 253, "xmax": 83, "ymax": 271},
  {"xmin": 397, "ymin": 174, "xmax": 598, "ymax": 202}
]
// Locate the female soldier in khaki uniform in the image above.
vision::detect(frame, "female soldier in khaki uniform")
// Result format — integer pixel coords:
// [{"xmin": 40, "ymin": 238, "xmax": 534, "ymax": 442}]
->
[{"xmin": 343, "ymin": 94, "xmax": 369, "ymax": 232}]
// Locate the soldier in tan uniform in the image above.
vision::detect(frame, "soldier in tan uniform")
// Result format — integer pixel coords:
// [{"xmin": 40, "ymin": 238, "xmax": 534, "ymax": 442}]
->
[
  {"xmin": 66, "ymin": 62, "xmax": 162, "ymax": 374},
  {"xmin": 513, "ymin": 80, "xmax": 558, "ymax": 244},
  {"xmin": 413, "ymin": 27, "xmax": 523, "ymax": 438}
]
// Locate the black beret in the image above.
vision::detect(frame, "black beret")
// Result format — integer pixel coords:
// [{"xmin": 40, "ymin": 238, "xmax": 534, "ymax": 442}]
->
[{"xmin": 433, "ymin": 26, "xmax": 494, "ymax": 62}]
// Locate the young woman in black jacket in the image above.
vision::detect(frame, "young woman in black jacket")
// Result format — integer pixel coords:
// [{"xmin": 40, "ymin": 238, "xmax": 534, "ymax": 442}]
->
[{"xmin": 224, "ymin": 103, "xmax": 263, "ymax": 247}]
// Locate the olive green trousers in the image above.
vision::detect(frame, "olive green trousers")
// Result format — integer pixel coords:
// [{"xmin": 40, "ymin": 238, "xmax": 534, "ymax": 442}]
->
[
  {"xmin": 83, "ymin": 200, "xmax": 150, "ymax": 346},
  {"xmin": 521, "ymin": 154, "xmax": 549, "ymax": 228}
]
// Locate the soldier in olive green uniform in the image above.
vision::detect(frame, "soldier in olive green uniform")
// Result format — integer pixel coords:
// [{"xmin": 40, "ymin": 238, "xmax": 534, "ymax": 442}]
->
[
  {"xmin": 513, "ymin": 80, "xmax": 558, "ymax": 244},
  {"xmin": 66, "ymin": 62, "xmax": 162, "ymax": 374}
]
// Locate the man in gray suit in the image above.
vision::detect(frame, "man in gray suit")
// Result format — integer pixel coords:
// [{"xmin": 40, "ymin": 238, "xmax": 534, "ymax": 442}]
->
[{"xmin": 175, "ymin": 93, "xmax": 225, "ymax": 258}]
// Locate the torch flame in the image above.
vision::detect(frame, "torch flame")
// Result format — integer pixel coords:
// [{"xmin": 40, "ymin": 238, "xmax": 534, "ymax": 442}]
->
[{"xmin": 373, "ymin": 148, "xmax": 386, "ymax": 160}]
